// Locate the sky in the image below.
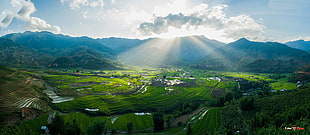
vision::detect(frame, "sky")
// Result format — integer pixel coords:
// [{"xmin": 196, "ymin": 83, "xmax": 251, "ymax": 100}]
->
[{"xmin": 0, "ymin": 0, "xmax": 309, "ymax": 43}]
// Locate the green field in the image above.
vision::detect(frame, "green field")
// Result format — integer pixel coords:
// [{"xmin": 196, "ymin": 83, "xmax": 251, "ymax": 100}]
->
[
  {"xmin": 190, "ymin": 107, "xmax": 222, "ymax": 134},
  {"xmin": 62, "ymin": 112, "xmax": 153, "ymax": 133},
  {"xmin": 1, "ymin": 67, "xmax": 303, "ymax": 135}
]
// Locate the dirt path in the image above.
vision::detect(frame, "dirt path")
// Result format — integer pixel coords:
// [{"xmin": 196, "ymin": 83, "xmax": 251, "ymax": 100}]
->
[{"xmin": 171, "ymin": 107, "xmax": 205, "ymax": 127}]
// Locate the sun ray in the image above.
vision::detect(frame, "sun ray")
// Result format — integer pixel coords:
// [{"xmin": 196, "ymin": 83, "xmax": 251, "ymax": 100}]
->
[{"xmin": 119, "ymin": 37, "xmax": 181, "ymax": 67}]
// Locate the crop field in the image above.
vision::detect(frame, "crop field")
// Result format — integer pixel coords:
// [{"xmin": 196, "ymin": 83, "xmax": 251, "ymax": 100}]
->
[
  {"xmin": 221, "ymin": 72, "xmax": 275, "ymax": 82},
  {"xmin": 54, "ymin": 85, "xmax": 216, "ymax": 114},
  {"xmin": 270, "ymin": 82, "xmax": 297, "ymax": 90},
  {"xmin": 43, "ymin": 69, "xmax": 297, "ymax": 114},
  {"xmin": 17, "ymin": 68, "xmax": 298, "ymax": 134},
  {"xmin": 62, "ymin": 112, "xmax": 153, "ymax": 133},
  {"xmin": 190, "ymin": 107, "xmax": 222, "ymax": 134},
  {"xmin": 42, "ymin": 68, "xmax": 239, "ymax": 115}
]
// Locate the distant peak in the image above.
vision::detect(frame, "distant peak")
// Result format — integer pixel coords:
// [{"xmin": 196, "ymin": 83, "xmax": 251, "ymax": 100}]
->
[
  {"xmin": 229, "ymin": 38, "xmax": 250, "ymax": 44},
  {"xmin": 237, "ymin": 38, "xmax": 249, "ymax": 42}
]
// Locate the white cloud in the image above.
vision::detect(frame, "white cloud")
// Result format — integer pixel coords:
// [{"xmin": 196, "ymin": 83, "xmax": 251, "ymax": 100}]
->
[
  {"xmin": 1, "ymin": 0, "xmax": 61, "ymax": 33},
  {"xmin": 26, "ymin": 17, "xmax": 61, "ymax": 33},
  {"xmin": 61, "ymin": 0, "xmax": 105, "ymax": 10},
  {"xmin": 16, "ymin": 0, "xmax": 36, "ymax": 21},
  {"xmin": 138, "ymin": 4, "xmax": 265, "ymax": 41},
  {"xmin": 11, "ymin": 0, "xmax": 22, "ymax": 7},
  {"xmin": 287, "ymin": 37, "xmax": 310, "ymax": 42}
]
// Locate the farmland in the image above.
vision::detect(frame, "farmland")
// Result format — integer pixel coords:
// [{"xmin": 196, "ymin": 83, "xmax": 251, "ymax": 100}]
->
[{"xmin": 1, "ymin": 67, "xmax": 306, "ymax": 134}]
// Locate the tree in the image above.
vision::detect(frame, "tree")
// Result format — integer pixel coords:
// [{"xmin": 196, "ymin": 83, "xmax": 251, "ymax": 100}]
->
[
  {"xmin": 153, "ymin": 111, "xmax": 164, "ymax": 131},
  {"xmin": 65, "ymin": 119, "xmax": 80, "ymax": 135},
  {"xmin": 49, "ymin": 114, "xmax": 65, "ymax": 135},
  {"xmin": 87, "ymin": 120, "xmax": 105, "ymax": 135},
  {"xmin": 224, "ymin": 92, "xmax": 234, "ymax": 103},
  {"xmin": 166, "ymin": 116, "xmax": 171, "ymax": 128},
  {"xmin": 187, "ymin": 123, "xmax": 192, "ymax": 135},
  {"xmin": 127, "ymin": 122, "xmax": 133, "ymax": 134},
  {"xmin": 239, "ymin": 96, "xmax": 254, "ymax": 111}
]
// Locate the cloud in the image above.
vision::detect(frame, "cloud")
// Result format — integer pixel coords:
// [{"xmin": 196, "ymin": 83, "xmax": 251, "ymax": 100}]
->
[
  {"xmin": 1, "ymin": 0, "xmax": 61, "ymax": 33},
  {"xmin": 26, "ymin": 17, "xmax": 61, "ymax": 33},
  {"xmin": 11, "ymin": 0, "xmax": 23, "ymax": 7},
  {"xmin": 138, "ymin": 4, "xmax": 265, "ymax": 40},
  {"xmin": 16, "ymin": 0, "xmax": 36, "ymax": 21},
  {"xmin": 61, "ymin": 0, "xmax": 105, "ymax": 10}
]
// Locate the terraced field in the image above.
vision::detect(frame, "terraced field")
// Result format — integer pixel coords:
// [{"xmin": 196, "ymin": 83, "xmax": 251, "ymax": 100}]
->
[
  {"xmin": 61, "ymin": 112, "xmax": 153, "ymax": 133},
  {"xmin": 1, "ymin": 67, "xmax": 301, "ymax": 134},
  {"xmin": 190, "ymin": 107, "xmax": 222, "ymax": 134},
  {"xmin": 0, "ymin": 69, "xmax": 51, "ymax": 113},
  {"xmin": 54, "ymin": 85, "xmax": 216, "ymax": 114}
]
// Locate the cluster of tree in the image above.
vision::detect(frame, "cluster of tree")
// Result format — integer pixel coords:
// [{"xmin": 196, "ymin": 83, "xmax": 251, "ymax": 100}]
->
[
  {"xmin": 220, "ymin": 85, "xmax": 310, "ymax": 134},
  {"xmin": 48, "ymin": 115, "xmax": 80, "ymax": 135},
  {"xmin": 48, "ymin": 114, "xmax": 107, "ymax": 135},
  {"xmin": 153, "ymin": 111, "xmax": 164, "ymax": 132}
]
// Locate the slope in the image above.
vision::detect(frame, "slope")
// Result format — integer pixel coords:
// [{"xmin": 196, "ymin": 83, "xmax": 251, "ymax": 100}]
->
[
  {"xmin": 0, "ymin": 66, "xmax": 52, "ymax": 125},
  {"xmin": 193, "ymin": 38, "xmax": 310, "ymax": 72},
  {"xmin": 117, "ymin": 35, "xmax": 225, "ymax": 66},
  {"xmin": 0, "ymin": 38, "xmax": 52, "ymax": 68},
  {"xmin": 49, "ymin": 46, "xmax": 118, "ymax": 69},
  {"xmin": 285, "ymin": 40, "xmax": 310, "ymax": 52},
  {"xmin": 3, "ymin": 31, "xmax": 114, "ymax": 59}
]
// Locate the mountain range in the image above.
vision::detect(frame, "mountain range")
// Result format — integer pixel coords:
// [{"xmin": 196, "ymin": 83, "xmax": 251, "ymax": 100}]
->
[
  {"xmin": 1, "ymin": 31, "xmax": 310, "ymax": 72},
  {"xmin": 117, "ymin": 35, "xmax": 225, "ymax": 66},
  {"xmin": 285, "ymin": 40, "xmax": 310, "ymax": 52},
  {"xmin": 192, "ymin": 38, "xmax": 310, "ymax": 72},
  {"xmin": 1, "ymin": 31, "xmax": 119, "ymax": 69}
]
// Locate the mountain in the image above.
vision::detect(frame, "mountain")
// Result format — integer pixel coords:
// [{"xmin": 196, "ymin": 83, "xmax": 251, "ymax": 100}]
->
[
  {"xmin": 114, "ymin": 35, "xmax": 225, "ymax": 66},
  {"xmin": 193, "ymin": 38, "xmax": 310, "ymax": 72},
  {"xmin": 285, "ymin": 40, "xmax": 310, "ymax": 52},
  {"xmin": 1, "ymin": 31, "xmax": 121, "ymax": 69},
  {"xmin": 3, "ymin": 31, "xmax": 114, "ymax": 59},
  {"xmin": 2, "ymin": 32, "xmax": 225, "ymax": 67},
  {"xmin": 97, "ymin": 37, "xmax": 147, "ymax": 54},
  {"xmin": 49, "ymin": 46, "xmax": 117, "ymax": 69},
  {"xmin": 0, "ymin": 38, "xmax": 52, "ymax": 68}
]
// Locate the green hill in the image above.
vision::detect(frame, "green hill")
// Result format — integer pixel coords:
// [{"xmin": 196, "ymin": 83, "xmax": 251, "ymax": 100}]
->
[
  {"xmin": 0, "ymin": 38, "xmax": 52, "ymax": 68},
  {"xmin": 193, "ymin": 38, "xmax": 310, "ymax": 72},
  {"xmin": 50, "ymin": 46, "xmax": 117, "ymax": 69},
  {"xmin": 3, "ymin": 31, "xmax": 114, "ymax": 58},
  {"xmin": 1, "ymin": 32, "xmax": 120, "ymax": 70},
  {"xmin": 0, "ymin": 66, "xmax": 52, "ymax": 125}
]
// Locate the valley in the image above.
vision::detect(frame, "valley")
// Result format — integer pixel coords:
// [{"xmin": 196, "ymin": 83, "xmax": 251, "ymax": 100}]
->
[
  {"xmin": 1, "ymin": 66, "xmax": 309, "ymax": 134},
  {"xmin": 0, "ymin": 31, "xmax": 309, "ymax": 135}
]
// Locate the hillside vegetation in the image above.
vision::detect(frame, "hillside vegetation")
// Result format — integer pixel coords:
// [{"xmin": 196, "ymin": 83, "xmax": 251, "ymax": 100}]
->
[
  {"xmin": 194, "ymin": 38, "xmax": 310, "ymax": 73},
  {"xmin": 0, "ymin": 66, "xmax": 51, "ymax": 125}
]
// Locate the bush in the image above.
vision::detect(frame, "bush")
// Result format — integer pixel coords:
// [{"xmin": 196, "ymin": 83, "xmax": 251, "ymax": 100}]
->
[{"xmin": 239, "ymin": 96, "xmax": 254, "ymax": 111}]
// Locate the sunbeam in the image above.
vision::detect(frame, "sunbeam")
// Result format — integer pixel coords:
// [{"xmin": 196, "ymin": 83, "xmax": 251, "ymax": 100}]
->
[
  {"xmin": 119, "ymin": 37, "xmax": 181, "ymax": 67},
  {"xmin": 119, "ymin": 35, "xmax": 225, "ymax": 67}
]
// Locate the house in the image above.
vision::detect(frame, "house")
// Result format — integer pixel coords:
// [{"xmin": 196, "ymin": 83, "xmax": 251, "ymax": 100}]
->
[{"xmin": 40, "ymin": 126, "xmax": 49, "ymax": 134}]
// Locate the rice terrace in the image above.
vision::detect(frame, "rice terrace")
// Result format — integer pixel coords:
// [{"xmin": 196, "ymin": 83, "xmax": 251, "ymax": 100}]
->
[{"xmin": 1, "ymin": 0, "xmax": 310, "ymax": 134}]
